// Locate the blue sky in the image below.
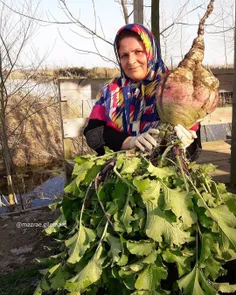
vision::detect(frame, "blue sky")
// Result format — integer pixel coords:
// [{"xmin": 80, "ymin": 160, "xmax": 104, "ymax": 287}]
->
[{"xmin": 4, "ymin": 0, "xmax": 235, "ymax": 68}]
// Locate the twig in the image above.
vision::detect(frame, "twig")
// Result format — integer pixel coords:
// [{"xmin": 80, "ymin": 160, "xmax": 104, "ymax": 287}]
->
[{"xmin": 94, "ymin": 161, "xmax": 116, "ymax": 228}]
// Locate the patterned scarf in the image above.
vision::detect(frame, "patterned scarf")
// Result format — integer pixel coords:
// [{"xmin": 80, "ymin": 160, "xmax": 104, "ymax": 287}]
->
[{"xmin": 89, "ymin": 23, "xmax": 167, "ymax": 136}]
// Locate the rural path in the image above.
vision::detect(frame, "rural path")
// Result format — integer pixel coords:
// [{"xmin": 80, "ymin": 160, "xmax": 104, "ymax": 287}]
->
[{"xmin": 0, "ymin": 206, "xmax": 60, "ymax": 274}]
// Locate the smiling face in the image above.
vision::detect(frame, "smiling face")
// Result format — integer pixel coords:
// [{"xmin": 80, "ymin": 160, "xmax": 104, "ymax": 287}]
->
[{"xmin": 118, "ymin": 36, "xmax": 148, "ymax": 82}]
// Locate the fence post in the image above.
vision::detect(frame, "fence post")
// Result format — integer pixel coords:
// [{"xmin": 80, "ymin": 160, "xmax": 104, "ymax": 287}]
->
[{"xmin": 230, "ymin": 5, "xmax": 236, "ymax": 186}]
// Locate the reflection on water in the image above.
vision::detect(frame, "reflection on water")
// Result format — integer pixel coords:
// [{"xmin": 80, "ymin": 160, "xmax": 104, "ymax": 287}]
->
[
  {"xmin": 30, "ymin": 176, "xmax": 65, "ymax": 207},
  {"xmin": 0, "ymin": 167, "xmax": 66, "ymax": 214},
  {"xmin": 6, "ymin": 79, "xmax": 57, "ymax": 98}
]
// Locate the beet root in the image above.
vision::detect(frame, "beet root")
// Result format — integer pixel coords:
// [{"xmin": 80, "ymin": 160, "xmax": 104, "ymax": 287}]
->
[{"xmin": 155, "ymin": 0, "xmax": 219, "ymax": 129}]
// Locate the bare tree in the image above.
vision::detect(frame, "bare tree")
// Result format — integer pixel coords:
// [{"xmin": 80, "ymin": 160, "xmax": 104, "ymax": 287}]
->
[
  {"xmin": 1, "ymin": 0, "xmax": 234, "ymax": 67},
  {"xmin": 0, "ymin": 0, "xmax": 56, "ymax": 207},
  {"xmin": 151, "ymin": 0, "xmax": 160, "ymax": 47},
  {"xmin": 117, "ymin": 0, "xmax": 130, "ymax": 24},
  {"xmin": 230, "ymin": 1, "xmax": 236, "ymax": 186}
]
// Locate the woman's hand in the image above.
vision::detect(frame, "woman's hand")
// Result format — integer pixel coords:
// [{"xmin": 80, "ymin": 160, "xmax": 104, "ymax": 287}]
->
[
  {"xmin": 128, "ymin": 129, "xmax": 160, "ymax": 152},
  {"xmin": 174, "ymin": 124, "xmax": 197, "ymax": 149}
]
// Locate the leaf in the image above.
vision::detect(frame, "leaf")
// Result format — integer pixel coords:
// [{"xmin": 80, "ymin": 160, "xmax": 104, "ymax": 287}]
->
[
  {"xmin": 120, "ymin": 194, "xmax": 135, "ymax": 233},
  {"xmin": 117, "ymin": 253, "xmax": 129, "ymax": 266},
  {"xmin": 121, "ymin": 261, "xmax": 144, "ymax": 274},
  {"xmin": 82, "ymin": 164, "xmax": 101, "ymax": 185},
  {"xmin": 212, "ymin": 282, "xmax": 236, "ymax": 293},
  {"xmin": 162, "ymin": 185, "xmax": 197, "ymax": 229},
  {"xmin": 134, "ymin": 178, "xmax": 161, "ymax": 205},
  {"xmin": 64, "ymin": 179, "xmax": 80, "ymax": 196},
  {"xmin": 48, "ymin": 262, "xmax": 61, "ymax": 277},
  {"xmin": 147, "ymin": 162, "xmax": 175, "ymax": 179},
  {"xmin": 162, "ymin": 248, "xmax": 193, "ymax": 277},
  {"xmin": 48, "ymin": 264, "xmax": 70, "ymax": 290},
  {"xmin": 119, "ymin": 265, "xmax": 138, "ymax": 290},
  {"xmin": 65, "ymin": 225, "xmax": 96, "ymax": 264},
  {"xmin": 35, "ymin": 150, "xmax": 236, "ymax": 295},
  {"xmin": 65, "ymin": 248, "xmax": 104, "ymax": 292},
  {"xmin": 127, "ymin": 240, "xmax": 155, "ymax": 256},
  {"xmin": 145, "ymin": 201, "xmax": 192, "ymax": 246},
  {"xmin": 199, "ymin": 233, "xmax": 225, "ymax": 280},
  {"xmin": 116, "ymin": 153, "xmax": 126, "ymax": 169},
  {"xmin": 73, "ymin": 160, "xmax": 94, "ymax": 176},
  {"xmin": 43, "ymin": 214, "xmax": 67, "ymax": 235},
  {"xmin": 226, "ymin": 198, "xmax": 236, "ymax": 214},
  {"xmin": 71, "ymin": 161, "xmax": 95, "ymax": 188},
  {"xmin": 36, "ymin": 253, "xmax": 64, "ymax": 267},
  {"xmin": 199, "ymin": 233, "xmax": 215, "ymax": 263},
  {"xmin": 202, "ymin": 256, "xmax": 224, "ymax": 281},
  {"xmin": 177, "ymin": 264, "xmax": 217, "ymax": 295},
  {"xmin": 135, "ymin": 264, "xmax": 167, "ymax": 291},
  {"xmin": 107, "ymin": 234, "xmax": 122, "ymax": 263},
  {"xmin": 74, "ymin": 154, "xmax": 94, "ymax": 164},
  {"xmin": 142, "ymin": 251, "xmax": 158, "ymax": 264},
  {"xmin": 121, "ymin": 204, "xmax": 134, "ymax": 233},
  {"xmin": 120, "ymin": 157, "xmax": 141, "ymax": 175},
  {"xmin": 33, "ymin": 284, "xmax": 43, "ymax": 295},
  {"xmin": 40, "ymin": 277, "xmax": 51, "ymax": 291},
  {"xmin": 206, "ymin": 205, "xmax": 236, "ymax": 250},
  {"xmin": 201, "ymin": 192, "xmax": 216, "ymax": 207},
  {"xmin": 112, "ymin": 179, "xmax": 129, "ymax": 209},
  {"xmin": 197, "ymin": 207, "xmax": 214, "ymax": 228}
]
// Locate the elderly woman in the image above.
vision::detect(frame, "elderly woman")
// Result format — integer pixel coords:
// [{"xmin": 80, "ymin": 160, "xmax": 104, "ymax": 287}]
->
[{"xmin": 84, "ymin": 23, "xmax": 201, "ymax": 159}]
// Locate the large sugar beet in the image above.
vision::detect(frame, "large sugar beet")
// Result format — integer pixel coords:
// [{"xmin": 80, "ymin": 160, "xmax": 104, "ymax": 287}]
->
[{"xmin": 156, "ymin": 0, "xmax": 219, "ymax": 129}]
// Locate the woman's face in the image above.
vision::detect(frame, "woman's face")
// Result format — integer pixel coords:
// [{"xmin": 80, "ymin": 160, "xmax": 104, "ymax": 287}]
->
[{"xmin": 118, "ymin": 36, "xmax": 148, "ymax": 81}]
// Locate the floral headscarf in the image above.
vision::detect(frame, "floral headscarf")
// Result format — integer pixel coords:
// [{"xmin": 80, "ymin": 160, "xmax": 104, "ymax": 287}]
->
[{"xmin": 89, "ymin": 23, "xmax": 168, "ymax": 135}]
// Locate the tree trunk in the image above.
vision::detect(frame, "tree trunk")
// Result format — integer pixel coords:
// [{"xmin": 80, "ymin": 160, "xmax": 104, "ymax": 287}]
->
[
  {"xmin": 134, "ymin": 0, "xmax": 143, "ymax": 24},
  {"xmin": 151, "ymin": 0, "xmax": 160, "ymax": 48},
  {"xmin": 0, "ymin": 53, "xmax": 16, "ymax": 206},
  {"xmin": 0, "ymin": 111, "xmax": 16, "ymax": 206},
  {"xmin": 230, "ymin": 3, "xmax": 236, "ymax": 186},
  {"xmin": 121, "ymin": 0, "xmax": 129, "ymax": 24}
]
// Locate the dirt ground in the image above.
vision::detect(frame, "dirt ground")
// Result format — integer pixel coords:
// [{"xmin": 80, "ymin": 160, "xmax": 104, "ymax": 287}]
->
[{"xmin": 0, "ymin": 206, "xmax": 60, "ymax": 274}]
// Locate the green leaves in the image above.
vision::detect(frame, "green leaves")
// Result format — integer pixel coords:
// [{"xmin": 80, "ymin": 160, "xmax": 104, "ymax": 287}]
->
[
  {"xmin": 134, "ymin": 178, "xmax": 161, "ymax": 204},
  {"xmin": 107, "ymin": 234, "xmax": 122, "ymax": 263},
  {"xmin": 162, "ymin": 248, "xmax": 194, "ymax": 277},
  {"xmin": 120, "ymin": 156, "xmax": 141, "ymax": 175},
  {"xmin": 35, "ymin": 151, "xmax": 236, "ymax": 294},
  {"xmin": 147, "ymin": 162, "xmax": 175, "ymax": 179},
  {"xmin": 65, "ymin": 247, "xmax": 105, "ymax": 292},
  {"xmin": 127, "ymin": 240, "xmax": 156, "ymax": 256},
  {"xmin": 206, "ymin": 205, "xmax": 236, "ymax": 250},
  {"xmin": 162, "ymin": 185, "xmax": 197, "ymax": 228},
  {"xmin": 212, "ymin": 282, "xmax": 236, "ymax": 293},
  {"xmin": 48, "ymin": 263, "xmax": 70, "ymax": 289},
  {"xmin": 178, "ymin": 264, "xmax": 217, "ymax": 295},
  {"xmin": 65, "ymin": 225, "xmax": 96, "ymax": 264},
  {"xmin": 145, "ymin": 201, "xmax": 192, "ymax": 246},
  {"xmin": 135, "ymin": 264, "xmax": 167, "ymax": 291}
]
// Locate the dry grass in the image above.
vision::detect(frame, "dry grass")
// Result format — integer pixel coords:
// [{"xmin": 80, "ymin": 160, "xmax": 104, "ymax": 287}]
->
[
  {"xmin": 8, "ymin": 67, "xmax": 120, "ymax": 82},
  {"xmin": 5, "ymin": 97, "xmax": 63, "ymax": 167}
]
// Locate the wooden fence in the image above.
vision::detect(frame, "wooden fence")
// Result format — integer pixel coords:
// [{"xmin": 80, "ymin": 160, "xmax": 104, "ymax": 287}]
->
[{"xmin": 211, "ymin": 68, "xmax": 234, "ymax": 93}]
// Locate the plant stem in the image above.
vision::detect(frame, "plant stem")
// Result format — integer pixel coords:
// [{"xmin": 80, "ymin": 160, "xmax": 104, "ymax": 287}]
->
[
  {"xmin": 159, "ymin": 144, "xmax": 173, "ymax": 166},
  {"xmin": 95, "ymin": 220, "xmax": 109, "ymax": 255},
  {"xmin": 176, "ymin": 155, "xmax": 189, "ymax": 192},
  {"xmin": 113, "ymin": 165, "xmax": 136, "ymax": 190},
  {"xmin": 184, "ymin": 173, "xmax": 209, "ymax": 210}
]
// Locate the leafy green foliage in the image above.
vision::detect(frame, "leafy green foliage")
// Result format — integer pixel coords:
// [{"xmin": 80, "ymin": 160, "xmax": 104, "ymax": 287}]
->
[{"xmin": 34, "ymin": 150, "xmax": 236, "ymax": 294}]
